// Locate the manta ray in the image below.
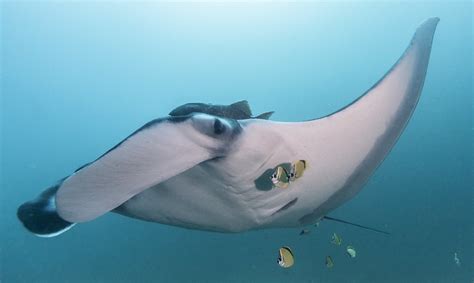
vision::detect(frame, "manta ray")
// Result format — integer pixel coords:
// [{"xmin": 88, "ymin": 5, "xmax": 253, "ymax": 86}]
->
[{"xmin": 18, "ymin": 18, "xmax": 439, "ymax": 237}]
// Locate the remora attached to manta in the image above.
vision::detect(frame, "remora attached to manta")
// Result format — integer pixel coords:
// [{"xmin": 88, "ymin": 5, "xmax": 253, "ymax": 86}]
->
[{"xmin": 18, "ymin": 18, "xmax": 439, "ymax": 237}]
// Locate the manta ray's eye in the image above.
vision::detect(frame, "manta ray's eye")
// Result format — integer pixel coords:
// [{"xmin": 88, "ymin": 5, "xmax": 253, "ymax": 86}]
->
[
  {"xmin": 214, "ymin": 118, "xmax": 226, "ymax": 135},
  {"xmin": 191, "ymin": 114, "xmax": 237, "ymax": 138}
]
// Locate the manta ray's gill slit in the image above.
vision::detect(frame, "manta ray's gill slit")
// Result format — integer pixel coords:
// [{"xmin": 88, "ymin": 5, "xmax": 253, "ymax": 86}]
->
[
  {"xmin": 271, "ymin": 198, "xmax": 298, "ymax": 216},
  {"xmin": 248, "ymin": 189, "xmax": 290, "ymax": 210}
]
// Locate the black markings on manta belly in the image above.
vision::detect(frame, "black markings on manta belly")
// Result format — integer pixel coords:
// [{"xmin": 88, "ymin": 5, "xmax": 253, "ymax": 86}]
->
[{"xmin": 271, "ymin": 198, "xmax": 298, "ymax": 216}]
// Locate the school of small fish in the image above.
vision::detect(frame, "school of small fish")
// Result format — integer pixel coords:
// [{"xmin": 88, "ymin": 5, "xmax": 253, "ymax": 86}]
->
[
  {"xmin": 326, "ymin": 232, "xmax": 357, "ymax": 268},
  {"xmin": 271, "ymin": 160, "xmax": 307, "ymax": 189},
  {"xmin": 273, "ymin": 159, "xmax": 361, "ymax": 270},
  {"xmin": 274, "ymin": 160, "xmax": 306, "ymax": 268},
  {"xmin": 277, "ymin": 223, "xmax": 357, "ymax": 269}
]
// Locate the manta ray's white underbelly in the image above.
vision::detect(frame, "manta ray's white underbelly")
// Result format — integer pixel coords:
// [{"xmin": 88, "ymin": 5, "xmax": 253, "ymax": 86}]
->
[
  {"xmin": 116, "ymin": 144, "xmax": 338, "ymax": 232},
  {"xmin": 116, "ymin": 129, "xmax": 344, "ymax": 232}
]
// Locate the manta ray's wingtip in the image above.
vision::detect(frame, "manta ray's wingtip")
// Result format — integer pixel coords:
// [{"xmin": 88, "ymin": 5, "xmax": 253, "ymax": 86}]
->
[
  {"xmin": 425, "ymin": 17, "xmax": 440, "ymax": 24},
  {"xmin": 414, "ymin": 17, "xmax": 440, "ymax": 41},
  {"xmin": 17, "ymin": 184, "xmax": 75, "ymax": 237},
  {"xmin": 422, "ymin": 17, "xmax": 440, "ymax": 29}
]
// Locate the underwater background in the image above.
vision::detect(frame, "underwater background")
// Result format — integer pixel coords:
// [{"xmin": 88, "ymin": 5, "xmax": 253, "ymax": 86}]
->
[{"xmin": 1, "ymin": 1, "xmax": 472, "ymax": 282}]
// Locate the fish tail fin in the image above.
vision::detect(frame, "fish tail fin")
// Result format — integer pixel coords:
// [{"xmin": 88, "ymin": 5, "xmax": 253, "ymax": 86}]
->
[
  {"xmin": 255, "ymin": 111, "xmax": 274, "ymax": 120},
  {"xmin": 17, "ymin": 182, "xmax": 75, "ymax": 237}
]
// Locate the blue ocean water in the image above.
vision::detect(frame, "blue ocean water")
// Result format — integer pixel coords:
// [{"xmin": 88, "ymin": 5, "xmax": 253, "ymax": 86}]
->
[{"xmin": 1, "ymin": 2, "xmax": 472, "ymax": 282}]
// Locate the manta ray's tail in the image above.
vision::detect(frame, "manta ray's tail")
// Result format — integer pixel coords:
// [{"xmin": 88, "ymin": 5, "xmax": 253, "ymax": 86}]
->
[
  {"xmin": 323, "ymin": 216, "xmax": 390, "ymax": 235},
  {"xmin": 17, "ymin": 182, "xmax": 75, "ymax": 237}
]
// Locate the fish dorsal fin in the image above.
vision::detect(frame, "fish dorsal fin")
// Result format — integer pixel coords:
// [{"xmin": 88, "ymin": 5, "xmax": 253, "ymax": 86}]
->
[{"xmin": 230, "ymin": 100, "xmax": 252, "ymax": 117}]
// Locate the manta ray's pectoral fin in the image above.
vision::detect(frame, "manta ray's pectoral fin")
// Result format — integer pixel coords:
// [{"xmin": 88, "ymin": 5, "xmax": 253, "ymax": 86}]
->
[
  {"xmin": 52, "ymin": 114, "xmax": 241, "ymax": 223},
  {"xmin": 292, "ymin": 18, "xmax": 439, "ymax": 224}
]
